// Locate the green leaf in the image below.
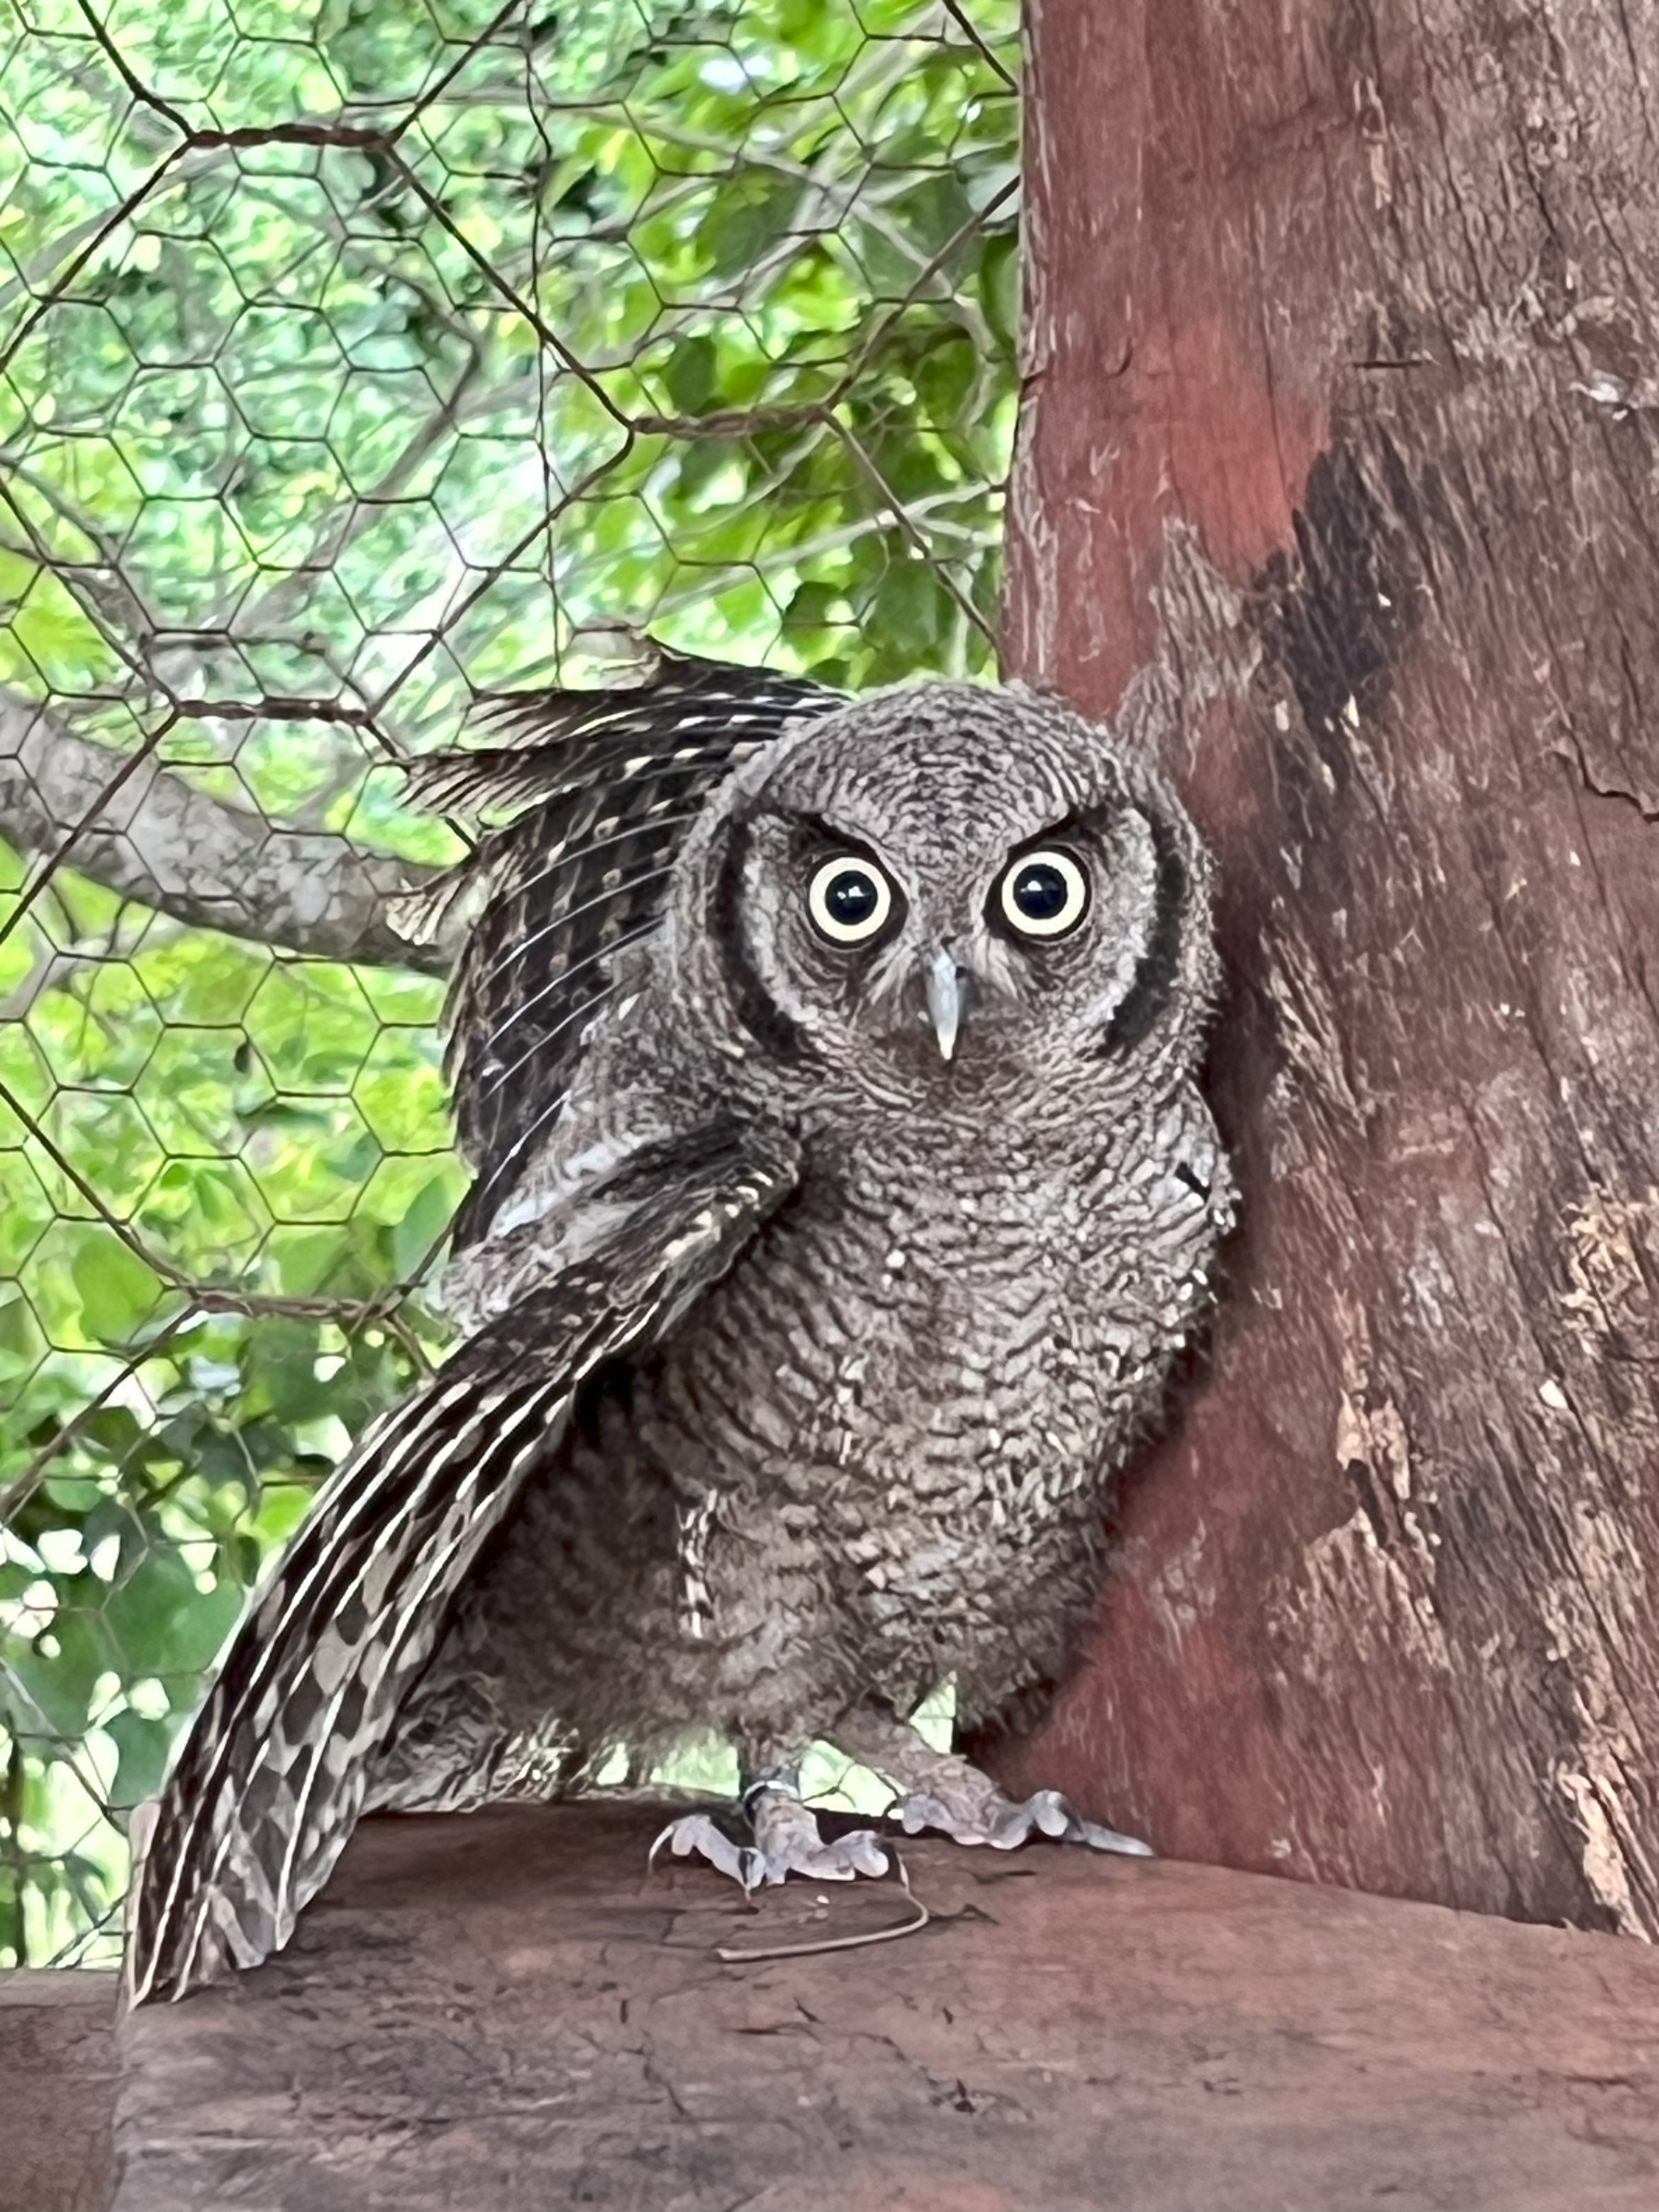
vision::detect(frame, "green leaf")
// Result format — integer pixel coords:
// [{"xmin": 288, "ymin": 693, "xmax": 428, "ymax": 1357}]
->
[
  {"xmin": 103, "ymin": 1708, "xmax": 179, "ymax": 1809},
  {"xmin": 99, "ymin": 1550, "xmax": 241, "ymax": 1678},
  {"xmin": 695, "ymin": 169, "xmax": 799, "ymax": 278},
  {"xmin": 69, "ymin": 1230, "xmax": 165, "ymax": 1347},
  {"xmin": 978, "ymin": 230, "xmax": 1020, "ymax": 356},
  {"xmin": 390, "ymin": 1171, "xmax": 461, "ymax": 1282},
  {"xmin": 3, "ymin": 1608, "xmax": 105, "ymax": 1739},
  {"xmin": 661, "ymin": 332, "xmax": 719, "ymax": 414},
  {"xmin": 244, "ymin": 1316, "xmax": 331, "ymax": 1425}
]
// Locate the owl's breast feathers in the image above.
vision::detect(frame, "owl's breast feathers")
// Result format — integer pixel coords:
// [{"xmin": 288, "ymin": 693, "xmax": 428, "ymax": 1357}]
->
[{"xmin": 618, "ymin": 1094, "xmax": 1229, "ymax": 1678}]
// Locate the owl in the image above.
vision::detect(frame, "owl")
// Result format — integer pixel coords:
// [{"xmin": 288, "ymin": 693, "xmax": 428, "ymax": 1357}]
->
[{"xmin": 126, "ymin": 646, "xmax": 1234, "ymax": 2001}]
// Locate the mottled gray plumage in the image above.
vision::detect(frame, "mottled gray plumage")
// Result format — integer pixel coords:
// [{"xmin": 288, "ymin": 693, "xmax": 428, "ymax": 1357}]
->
[{"xmin": 127, "ymin": 648, "xmax": 1233, "ymax": 2002}]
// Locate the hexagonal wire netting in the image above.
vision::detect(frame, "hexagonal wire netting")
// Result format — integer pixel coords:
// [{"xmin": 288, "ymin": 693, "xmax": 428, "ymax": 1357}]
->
[{"xmin": 0, "ymin": 0, "xmax": 1019, "ymax": 1966}]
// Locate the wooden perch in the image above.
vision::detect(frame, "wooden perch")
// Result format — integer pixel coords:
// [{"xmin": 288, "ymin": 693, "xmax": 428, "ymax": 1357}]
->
[{"xmin": 108, "ymin": 1801, "xmax": 1659, "ymax": 2211}]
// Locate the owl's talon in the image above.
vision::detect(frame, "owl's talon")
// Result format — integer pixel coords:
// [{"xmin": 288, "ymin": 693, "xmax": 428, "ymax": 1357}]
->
[
  {"xmin": 1072, "ymin": 1812, "xmax": 1154, "ymax": 1857},
  {"xmin": 832, "ymin": 1712, "xmax": 1153, "ymax": 1861},
  {"xmin": 884, "ymin": 1771, "xmax": 1149, "ymax": 1856},
  {"xmin": 906, "ymin": 1782, "xmax": 1151, "ymax": 1857},
  {"xmin": 650, "ymin": 1812, "xmax": 762, "ymax": 1889},
  {"xmin": 749, "ymin": 1785, "xmax": 890, "ymax": 1884},
  {"xmin": 650, "ymin": 1796, "xmax": 889, "ymax": 1892}
]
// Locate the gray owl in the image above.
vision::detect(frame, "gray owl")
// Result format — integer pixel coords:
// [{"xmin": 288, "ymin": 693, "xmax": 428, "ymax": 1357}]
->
[{"xmin": 127, "ymin": 648, "xmax": 1233, "ymax": 2001}]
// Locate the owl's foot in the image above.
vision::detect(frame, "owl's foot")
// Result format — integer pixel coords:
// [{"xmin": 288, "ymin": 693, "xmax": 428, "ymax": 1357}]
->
[
  {"xmin": 897, "ymin": 1779, "xmax": 1151, "ymax": 1856},
  {"xmin": 832, "ymin": 1708, "xmax": 1152, "ymax": 1859},
  {"xmin": 650, "ymin": 1783, "xmax": 890, "ymax": 1892}
]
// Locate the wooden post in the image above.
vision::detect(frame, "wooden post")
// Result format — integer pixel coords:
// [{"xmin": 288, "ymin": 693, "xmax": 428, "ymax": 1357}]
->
[{"xmin": 996, "ymin": 0, "xmax": 1659, "ymax": 1934}]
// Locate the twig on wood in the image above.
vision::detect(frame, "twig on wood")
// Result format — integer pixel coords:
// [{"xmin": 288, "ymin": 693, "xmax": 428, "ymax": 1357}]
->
[{"xmin": 713, "ymin": 1855, "xmax": 932, "ymax": 1965}]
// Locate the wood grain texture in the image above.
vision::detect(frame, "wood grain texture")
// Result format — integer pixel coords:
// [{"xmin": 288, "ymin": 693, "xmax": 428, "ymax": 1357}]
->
[
  {"xmin": 998, "ymin": 0, "xmax": 1659, "ymax": 1933},
  {"xmin": 0, "ymin": 1971, "xmax": 118, "ymax": 2212},
  {"xmin": 113, "ymin": 1803, "xmax": 1659, "ymax": 2212}
]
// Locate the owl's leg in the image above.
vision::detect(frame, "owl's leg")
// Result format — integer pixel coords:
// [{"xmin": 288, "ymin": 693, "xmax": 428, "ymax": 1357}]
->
[
  {"xmin": 363, "ymin": 1666, "xmax": 513, "ymax": 1814},
  {"xmin": 831, "ymin": 1706, "xmax": 1152, "ymax": 1859},
  {"xmin": 651, "ymin": 1758, "xmax": 890, "ymax": 1889},
  {"xmin": 363, "ymin": 1635, "xmax": 581, "ymax": 1815}
]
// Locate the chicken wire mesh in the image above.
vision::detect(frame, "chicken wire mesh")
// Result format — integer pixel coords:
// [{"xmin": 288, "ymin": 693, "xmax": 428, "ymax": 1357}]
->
[{"xmin": 0, "ymin": 0, "xmax": 1019, "ymax": 1967}]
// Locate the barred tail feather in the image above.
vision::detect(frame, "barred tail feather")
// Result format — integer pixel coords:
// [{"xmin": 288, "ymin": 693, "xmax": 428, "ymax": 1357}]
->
[{"xmin": 127, "ymin": 1341, "xmax": 584, "ymax": 2002}]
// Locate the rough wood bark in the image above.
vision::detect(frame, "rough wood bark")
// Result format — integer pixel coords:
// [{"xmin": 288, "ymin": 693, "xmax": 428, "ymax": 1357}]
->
[
  {"xmin": 0, "ymin": 691, "xmax": 448, "ymax": 972},
  {"xmin": 997, "ymin": 0, "xmax": 1659, "ymax": 1935}
]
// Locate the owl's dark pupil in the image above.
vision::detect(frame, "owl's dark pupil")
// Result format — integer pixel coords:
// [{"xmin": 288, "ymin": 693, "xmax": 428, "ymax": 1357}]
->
[
  {"xmin": 1012, "ymin": 863, "xmax": 1069, "ymax": 919},
  {"xmin": 826, "ymin": 869, "xmax": 878, "ymax": 923}
]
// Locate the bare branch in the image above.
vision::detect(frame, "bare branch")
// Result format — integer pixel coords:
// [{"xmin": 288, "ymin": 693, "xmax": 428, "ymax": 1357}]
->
[{"xmin": 0, "ymin": 690, "xmax": 452, "ymax": 973}]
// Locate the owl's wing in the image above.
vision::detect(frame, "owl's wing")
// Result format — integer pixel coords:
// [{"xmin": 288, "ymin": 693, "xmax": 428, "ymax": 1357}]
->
[
  {"xmin": 400, "ymin": 646, "xmax": 843, "ymax": 1246},
  {"xmin": 126, "ymin": 1122, "xmax": 799, "ymax": 2005}
]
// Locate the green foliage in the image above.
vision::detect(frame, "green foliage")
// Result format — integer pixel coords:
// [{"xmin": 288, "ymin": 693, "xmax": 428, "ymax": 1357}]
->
[{"xmin": 0, "ymin": 0, "xmax": 1019, "ymax": 1964}]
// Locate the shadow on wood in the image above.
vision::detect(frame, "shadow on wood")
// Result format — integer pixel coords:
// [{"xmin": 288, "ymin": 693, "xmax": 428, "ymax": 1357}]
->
[{"xmin": 112, "ymin": 1801, "xmax": 1659, "ymax": 2212}]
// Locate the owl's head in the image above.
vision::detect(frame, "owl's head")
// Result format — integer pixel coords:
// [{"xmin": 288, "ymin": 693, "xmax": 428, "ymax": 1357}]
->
[{"xmin": 670, "ymin": 680, "xmax": 1217, "ymax": 1118}]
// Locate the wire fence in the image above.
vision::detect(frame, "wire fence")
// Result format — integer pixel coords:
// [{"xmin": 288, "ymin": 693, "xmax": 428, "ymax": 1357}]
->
[{"xmin": 0, "ymin": 0, "xmax": 1019, "ymax": 1966}]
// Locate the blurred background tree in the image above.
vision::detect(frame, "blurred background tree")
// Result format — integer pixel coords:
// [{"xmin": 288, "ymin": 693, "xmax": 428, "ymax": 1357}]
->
[{"xmin": 0, "ymin": 0, "xmax": 1018, "ymax": 1966}]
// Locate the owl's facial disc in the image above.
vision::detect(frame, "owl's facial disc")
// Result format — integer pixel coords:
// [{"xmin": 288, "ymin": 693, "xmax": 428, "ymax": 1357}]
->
[
  {"xmin": 732, "ymin": 801, "xmax": 1136, "ymax": 1076},
  {"xmin": 705, "ymin": 682, "xmax": 1211, "ymax": 1101},
  {"xmin": 782, "ymin": 821, "xmax": 1105, "ymax": 1065}
]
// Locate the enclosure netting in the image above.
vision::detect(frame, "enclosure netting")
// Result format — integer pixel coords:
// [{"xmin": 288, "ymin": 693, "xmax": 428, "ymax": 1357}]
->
[{"xmin": 0, "ymin": 0, "xmax": 1018, "ymax": 1965}]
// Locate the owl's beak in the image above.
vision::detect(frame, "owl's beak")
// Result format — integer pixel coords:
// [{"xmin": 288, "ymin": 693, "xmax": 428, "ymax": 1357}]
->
[{"xmin": 922, "ymin": 946, "xmax": 966, "ymax": 1061}]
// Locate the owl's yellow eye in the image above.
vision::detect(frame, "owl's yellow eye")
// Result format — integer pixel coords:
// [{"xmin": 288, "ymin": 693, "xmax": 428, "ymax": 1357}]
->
[
  {"xmin": 996, "ymin": 848, "xmax": 1090, "ymax": 939},
  {"xmin": 807, "ymin": 856, "xmax": 894, "ymax": 945}
]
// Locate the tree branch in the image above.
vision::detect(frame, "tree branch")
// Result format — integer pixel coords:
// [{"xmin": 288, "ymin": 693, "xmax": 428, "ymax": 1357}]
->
[{"xmin": 0, "ymin": 691, "xmax": 453, "ymax": 973}]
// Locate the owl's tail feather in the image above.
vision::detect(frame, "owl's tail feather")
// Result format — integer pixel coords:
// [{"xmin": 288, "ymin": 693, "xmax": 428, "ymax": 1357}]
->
[
  {"xmin": 125, "ymin": 1124, "xmax": 798, "ymax": 2004},
  {"xmin": 125, "ymin": 1314, "xmax": 594, "ymax": 2004}
]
